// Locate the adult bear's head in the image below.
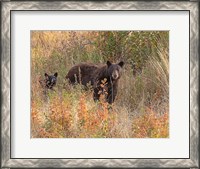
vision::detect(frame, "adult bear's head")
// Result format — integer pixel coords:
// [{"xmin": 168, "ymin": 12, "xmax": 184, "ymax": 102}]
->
[{"xmin": 107, "ymin": 61, "xmax": 124, "ymax": 80}]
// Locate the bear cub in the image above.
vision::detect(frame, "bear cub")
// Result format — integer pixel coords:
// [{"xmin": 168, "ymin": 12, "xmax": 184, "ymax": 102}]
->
[
  {"xmin": 66, "ymin": 61, "xmax": 124, "ymax": 104},
  {"xmin": 40, "ymin": 72, "xmax": 58, "ymax": 90}
]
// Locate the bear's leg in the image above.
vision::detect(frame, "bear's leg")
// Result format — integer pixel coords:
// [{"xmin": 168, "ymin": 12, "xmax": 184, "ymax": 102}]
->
[
  {"xmin": 93, "ymin": 87, "xmax": 100, "ymax": 102},
  {"xmin": 107, "ymin": 85, "xmax": 117, "ymax": 104}
]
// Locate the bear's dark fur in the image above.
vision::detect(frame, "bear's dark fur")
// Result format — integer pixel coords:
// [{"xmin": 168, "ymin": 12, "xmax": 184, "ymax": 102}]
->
[
  {"xmin": 66, "ymin": 63, "xmax": 98, "ymax": 86},
  {"xmin": 66, "ymin": 61, "xmax": 124, "ymax": 104}
]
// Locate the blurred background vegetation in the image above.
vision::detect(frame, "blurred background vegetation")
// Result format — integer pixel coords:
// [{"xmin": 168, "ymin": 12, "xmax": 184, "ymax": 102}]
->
[{"xmin": 31, "ymin": 31, "xmax": 169, "ymax": 138}]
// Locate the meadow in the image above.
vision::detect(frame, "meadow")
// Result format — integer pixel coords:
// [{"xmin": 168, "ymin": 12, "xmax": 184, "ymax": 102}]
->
[{"xmin": 31, "ymin": 31, "xmax": 169, "ymax": 138}]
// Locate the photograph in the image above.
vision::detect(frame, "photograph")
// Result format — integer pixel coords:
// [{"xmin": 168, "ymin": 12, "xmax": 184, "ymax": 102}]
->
[{"xmin": 31, "ymin": 31, "xmax": 169, "ymax": 138}]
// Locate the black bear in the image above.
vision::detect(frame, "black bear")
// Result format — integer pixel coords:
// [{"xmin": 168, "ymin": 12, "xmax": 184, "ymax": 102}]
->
[
  {"xmin": 66, "ymin": 61, "xmax": 124, "ymax": 104},
  {"xmin": 39, "ymin": 72, "xmax": 58, "ymax": 90},
  {"xmin": 66, "ymin": 63, "xmax": 98, "ymax": 86}
]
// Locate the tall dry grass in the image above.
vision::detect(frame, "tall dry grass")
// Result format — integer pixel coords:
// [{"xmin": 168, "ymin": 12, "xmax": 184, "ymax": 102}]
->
[{"xmin": 31, "ymin": 31, "xmax": 169, "ymax": 138}]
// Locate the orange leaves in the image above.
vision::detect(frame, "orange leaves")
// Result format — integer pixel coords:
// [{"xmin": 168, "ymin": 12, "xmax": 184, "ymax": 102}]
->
[
  {"xmin": 31, "ymin": 102, "xmax": 44, "ymax": 126},
  {"xmin": 98, "ymin": 79, "xmax": 108, "ymax": 97},
  {"xmin": 76, "ymin": 93, "xmax": 117, "ymax": 137},
  {"xmin": 31, "ymin": 93, "xmax": 169, "ymax": 138},
  {"xmin": 32, "ymin": 110, "xmax": 42, "ymax": 125},
  {"xmin": 49, "ymin": 97, "xmax": 72, "ymax": 133},
  {"xmin": 132, "ymin": 107, "xmax": 169, "ymax": 138},
  {"xmin": 78, "ymin": 93, "xmax": 104, "ymax": 134}
]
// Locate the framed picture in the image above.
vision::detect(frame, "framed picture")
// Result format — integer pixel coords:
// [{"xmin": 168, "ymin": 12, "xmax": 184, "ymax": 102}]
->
[{"xmin": 1, "ymin": 1, "xmax": 199, "ymax": 168}]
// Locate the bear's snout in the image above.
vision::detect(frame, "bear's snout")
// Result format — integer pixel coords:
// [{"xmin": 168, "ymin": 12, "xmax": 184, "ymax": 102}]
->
[{"xmin": 112, "ymin": 70, "xmax": 119, "ymax": 80}]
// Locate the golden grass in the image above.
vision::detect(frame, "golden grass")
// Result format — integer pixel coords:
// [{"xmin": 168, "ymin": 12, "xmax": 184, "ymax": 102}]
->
[{"xmin": 31, "ymin": 31, "xmax": 169, "ymax": 138}]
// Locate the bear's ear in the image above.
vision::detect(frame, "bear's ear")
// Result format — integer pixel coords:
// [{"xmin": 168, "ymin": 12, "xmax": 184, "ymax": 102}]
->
[
  {"xmin": 118, "ymin": 61, "xmax": 124, "ymax": 68},
  {"xmin": 45, "ymin": 73, "xmax": 49, "ymax": 77},
  {"xmin": 107, "ymin": 61, "xmax": 112, "ymax": 67},
  {"xmin": 44, "ymin": 73, "xmax": 49, "ymax": 80},
  {"xmin": 54, "ymin": 72, "xmax": 58, "ymax": 77}
]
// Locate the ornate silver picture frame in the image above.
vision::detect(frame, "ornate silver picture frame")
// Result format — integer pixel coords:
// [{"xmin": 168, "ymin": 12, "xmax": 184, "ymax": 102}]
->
[{"xmin": 1, "ymin": 1, "xmax": 199, "ymax": 168}]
